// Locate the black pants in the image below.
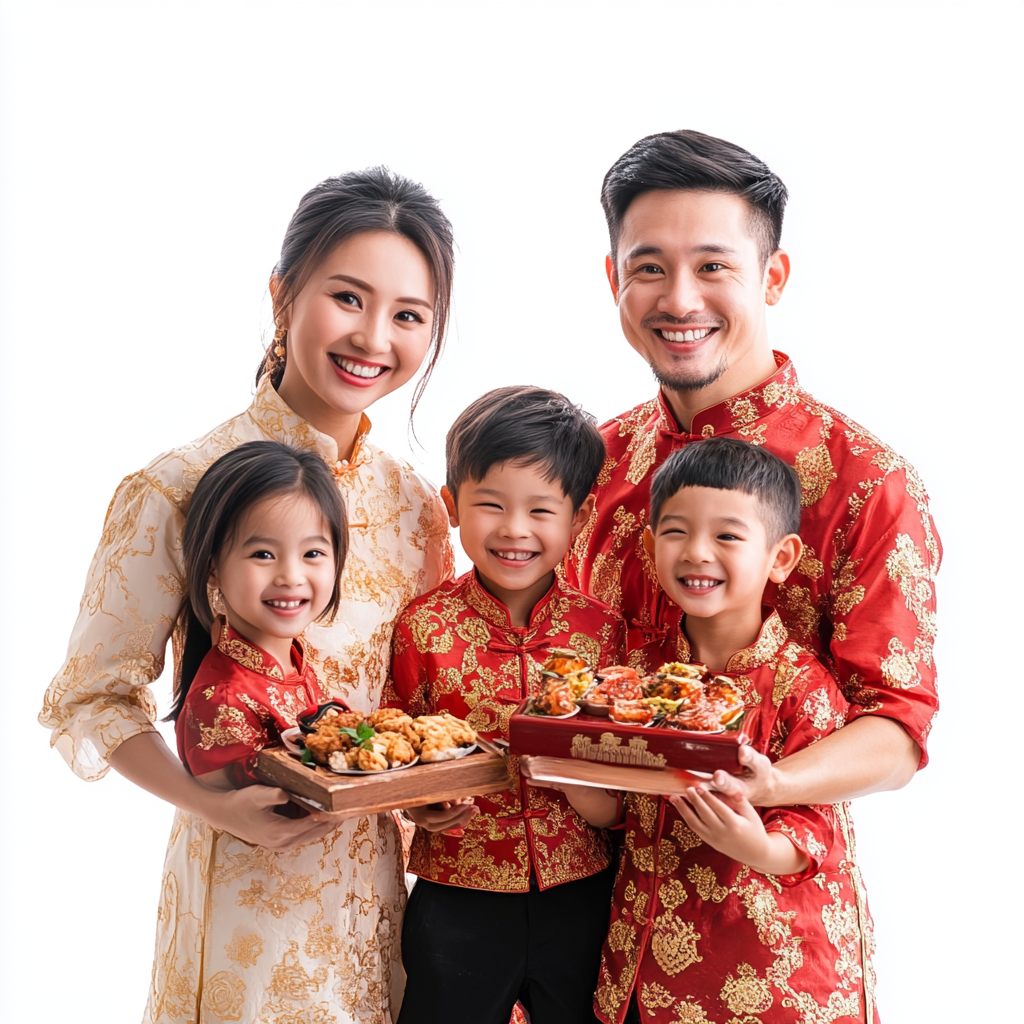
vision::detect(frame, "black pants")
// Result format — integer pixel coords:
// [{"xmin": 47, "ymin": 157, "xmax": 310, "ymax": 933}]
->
[{"xmin": 398, "ymin": 869, "xmax": 615, "ymax": 1024}]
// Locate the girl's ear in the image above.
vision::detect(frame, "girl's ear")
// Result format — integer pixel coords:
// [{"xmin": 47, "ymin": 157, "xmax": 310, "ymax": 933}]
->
[
  {"xmin": 769, "ymin": 534, "xmax": 803, "ymax": 583},
  {"xmin": 642, "ymin": 525, "xmax": 656, "ymax": 559},
  {"xmin": 440, "ymin": 486, "xmax": 459, "ymax": 528},
  {"xmin": 570, "ymin": 494, "xmax": 595, "ymax": 541}
]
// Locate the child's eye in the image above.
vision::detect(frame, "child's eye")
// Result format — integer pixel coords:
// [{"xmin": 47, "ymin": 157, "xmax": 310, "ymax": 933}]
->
[
  {"xmin": 717, "ymin": 533, "xmax": 740, "ymax": 541},
  {"xmin": 531, "ymin": 508, "xmax": 556, "ymax": 516},
  {"xmin": 304, "ymin": 549, "xmax": 329, "ymax": 559},
  {"xmin": 475, "ymin": 502, "xmax": 504, "ymax": 510},
  {"xmin": 250, "ymin": 550, "xmax": 274, "ymax": 560},
  {"xmin": 332, "ymin": 291, "xmax": 361, "ymax": 307}
]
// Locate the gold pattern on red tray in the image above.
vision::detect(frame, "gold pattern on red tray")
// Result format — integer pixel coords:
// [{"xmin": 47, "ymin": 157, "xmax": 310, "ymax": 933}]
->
[{"xmin": 567, "ymin": 350, "xmax": 941, "ymax": 767}]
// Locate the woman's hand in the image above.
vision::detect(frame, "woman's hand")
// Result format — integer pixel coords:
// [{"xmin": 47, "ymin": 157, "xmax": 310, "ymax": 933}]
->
[
  {"xmin": 108, "ymin": 731, "xmax": 341, "ymax": 851},
  {"xmin": 402, "ymin": 798, "xmax": 479, "ymax": 832},
  {"xmin": 668, "ymin": 787, "xmax": 809, "ymax": 876}
]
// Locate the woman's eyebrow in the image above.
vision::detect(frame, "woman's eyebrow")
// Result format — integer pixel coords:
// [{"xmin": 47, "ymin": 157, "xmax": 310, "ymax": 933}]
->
[{"xmin": 327, "ymin": 273, "xmax": 431, "ymax": 309}]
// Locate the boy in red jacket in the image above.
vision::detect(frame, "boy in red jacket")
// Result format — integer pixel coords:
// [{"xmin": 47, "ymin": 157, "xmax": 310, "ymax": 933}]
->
[{"xmin": 384, "ymin": 386, "xmax": 625, "ymax": 1024}]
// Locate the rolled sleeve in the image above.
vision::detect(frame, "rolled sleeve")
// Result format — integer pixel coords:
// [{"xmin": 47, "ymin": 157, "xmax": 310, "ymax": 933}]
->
[
  {"xmin": 830, "ymin": 465, "xmax": 940, "ymax": 766},
  {"xmin": 39, "ymin": 471, "xmax": 185, "ymax": 780}
]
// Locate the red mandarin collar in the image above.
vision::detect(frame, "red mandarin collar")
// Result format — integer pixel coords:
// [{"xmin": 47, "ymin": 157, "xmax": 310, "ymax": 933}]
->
[
  {"xmin": 463, "ymin": 570, "xmax": 561, "ymax": 651},
  {"xmin": 671, "ymin": 608, "xmax": 789, "ymax": 673},
  {"xmin": 216, "ymin": 622, "xmax": 309, "ymax": 681},
  {"xmin": 656, "ymin": 351, "xmax": 800, "ymax": 441}
]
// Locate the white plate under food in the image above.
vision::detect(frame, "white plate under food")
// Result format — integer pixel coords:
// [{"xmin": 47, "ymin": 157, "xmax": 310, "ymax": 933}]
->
[
  {"xmin": 662, "ymin": 723, "xmax": 726, "ymax": 735},
  {"xmin": 328, "ymin": 755, "xmax": 422, "ymax": 775},
  {"xmin": 426, "ymin": 742, "xmax": 478, "ymax": 762},
  {"xmin": 281, "ymin": 727, "xmax": 305, "ymax": 755},
  {"xmin": 528, "ymin": 703, "xmax": 580, "ymax": 720}
]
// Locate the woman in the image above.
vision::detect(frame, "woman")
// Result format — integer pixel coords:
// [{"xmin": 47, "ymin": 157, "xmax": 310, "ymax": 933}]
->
[{"xmin": 39, "ymin": 168, "xmax": 455, "ymax": 1023}]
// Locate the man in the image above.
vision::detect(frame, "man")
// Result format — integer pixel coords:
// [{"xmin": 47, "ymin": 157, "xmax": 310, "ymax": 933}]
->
[{"xmin": 568, "ymin": 130, "xmax": 939, "ymax": 808}]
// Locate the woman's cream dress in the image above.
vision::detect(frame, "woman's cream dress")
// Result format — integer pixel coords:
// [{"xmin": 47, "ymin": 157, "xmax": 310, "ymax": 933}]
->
[{"xmin": 39, "ymin": 376, "xmax": 453, "ymax": 1024}]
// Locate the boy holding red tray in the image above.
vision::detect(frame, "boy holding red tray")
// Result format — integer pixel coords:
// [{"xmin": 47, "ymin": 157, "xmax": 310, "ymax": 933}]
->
[
  {"xmin": 383, "ymin": 386, "xmax": 626, "ymax": 1024},
  {"xmin": 569, "ymin": 438, "xmax": 876, "ymax": 1024}
]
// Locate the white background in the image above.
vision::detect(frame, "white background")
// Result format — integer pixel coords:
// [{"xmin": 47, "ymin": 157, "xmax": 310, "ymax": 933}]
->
[{"xmin": 1, "ymin": 1, "xmax": 1020, "ymax": 1021}]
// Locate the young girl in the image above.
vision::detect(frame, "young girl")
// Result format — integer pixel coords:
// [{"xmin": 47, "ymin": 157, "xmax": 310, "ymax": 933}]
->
[
  {"xmin": 40, "ymin": 168, "xmax": 456, "ymax": 1023},
  {"xmin": 162, "ymin": 440, "xmax": 349, "ymax": 1021}
]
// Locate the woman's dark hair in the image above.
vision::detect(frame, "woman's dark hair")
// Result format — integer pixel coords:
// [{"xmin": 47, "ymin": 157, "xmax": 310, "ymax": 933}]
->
[
  {"xmin": 168, "ymin": 440, "xmax": 348, "ymax": 722},
  {"xmin": 257, "ymin": 167, "xmax": 455, "ymax": 419},
  {"xmin": 601, "ymin": 130, "xmax": 788, "ymax": 269},
  {"xmin": 445, "ymin": 386, "xmax": 606, "ymax": 511},
  {"xmin": 649, "ymin": 437, "xmax": 801, "ymax": 543}
]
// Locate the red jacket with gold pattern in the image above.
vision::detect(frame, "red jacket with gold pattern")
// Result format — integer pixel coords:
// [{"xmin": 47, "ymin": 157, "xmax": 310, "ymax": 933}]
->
[
  {"xmin": 176, "ymin": 625, "xmax": 325, "ymax": 780},
  {"xmin": 383, "ymin": 570, "xmax": 625, "ymax": 892},
  {"xmin": 567, "ymin": 352, "xmax": 940, "ymax": 766},
  {"xmin": 596, "ymin": 612, "xmax": 878, "ymax": 1024}
]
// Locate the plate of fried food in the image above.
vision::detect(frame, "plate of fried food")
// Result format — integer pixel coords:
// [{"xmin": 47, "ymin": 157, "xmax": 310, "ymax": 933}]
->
[
  {"xmin": 527, "ymin": 648, "xmax": 593, "ymax": 717},
  {"xmin": 289, "ymin": 704, "xmax": 478, "ymax": 774}
]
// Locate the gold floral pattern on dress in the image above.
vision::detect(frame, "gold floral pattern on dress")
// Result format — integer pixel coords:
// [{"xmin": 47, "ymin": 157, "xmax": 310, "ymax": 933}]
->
[
  {"xmin": 202, "ymin": 970, "xmax": 246, "ymax": 1021},
  {"xmin": 224, "ymin": 928, "xmax": 265, "ymax": 969}
]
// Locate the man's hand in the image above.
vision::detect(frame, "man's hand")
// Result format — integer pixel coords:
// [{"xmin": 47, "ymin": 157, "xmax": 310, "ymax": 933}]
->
[
  {"xmin": 668, "ymin": 787, "xmax": 809, "ymax": 876},
  {"xmin": 711, "ymin": 717, "xmax": 920, "ymax": 808},
  {"xmin": 403, "ymin": 798, "xmax": 479, "ymax": 832},
  {"xmin": 710, "ymin": 744, "xmax": 779, "ymax": 807}
]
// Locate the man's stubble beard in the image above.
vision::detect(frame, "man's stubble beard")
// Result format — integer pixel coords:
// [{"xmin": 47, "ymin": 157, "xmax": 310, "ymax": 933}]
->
[{"xmin": 651, "ymin": 357, "xmax": 728, "ymax": 394}]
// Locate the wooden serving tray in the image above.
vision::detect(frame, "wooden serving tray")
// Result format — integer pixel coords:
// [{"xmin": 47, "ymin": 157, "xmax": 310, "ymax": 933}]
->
[{"xmin": 255, "ymin": 746, "xmax": 512, "ymax": 815}]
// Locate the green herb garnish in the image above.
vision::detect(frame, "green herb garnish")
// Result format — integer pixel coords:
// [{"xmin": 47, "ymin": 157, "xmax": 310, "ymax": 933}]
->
[{"xmin": 340, "ymin": 722, "xmax": 376, "ymax": 749}]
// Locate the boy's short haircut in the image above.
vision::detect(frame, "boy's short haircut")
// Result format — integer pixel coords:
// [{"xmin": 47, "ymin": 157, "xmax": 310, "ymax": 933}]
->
[
  {"xmin": 650, "ymin": 437, "xmax": 801, "ymax": 543},
  {"xmin": 446, "ymin": 386, "xmax": 606, "ymax": 511}
]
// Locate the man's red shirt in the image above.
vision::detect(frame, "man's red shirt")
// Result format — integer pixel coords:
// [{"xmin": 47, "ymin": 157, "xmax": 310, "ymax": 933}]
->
[{"xmin": 567, "ymin": 352, "xmax": 940, "ymax": 764}]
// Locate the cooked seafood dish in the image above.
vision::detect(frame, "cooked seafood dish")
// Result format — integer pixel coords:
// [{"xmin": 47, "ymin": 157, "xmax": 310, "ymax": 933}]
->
[{"xmin": 529, "ymin": 647, "xmax": 594, "ymax": 716}]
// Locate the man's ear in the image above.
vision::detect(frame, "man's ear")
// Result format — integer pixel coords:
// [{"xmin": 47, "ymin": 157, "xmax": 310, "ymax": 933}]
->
[
  {"xmin": 440, "ymin": 485, "xmax": 459, "ymax": 528},
  {"xmin": 605, "ymin": 254, "xmax": 620, "ymax": 303},
  {"xmin": 768, "ymin": 533, "xmax": 803, "ymax": 583},
  {"xmin": 642, "ymin": 525, "xmax": 656, "ymax": 559},
  {"xmin": 764, "ymin": 250, "xmax": 790, "ymax": 307},
  {"xmin": 570, "ymin": 494, "xmax": 596, "ymax": 541}
]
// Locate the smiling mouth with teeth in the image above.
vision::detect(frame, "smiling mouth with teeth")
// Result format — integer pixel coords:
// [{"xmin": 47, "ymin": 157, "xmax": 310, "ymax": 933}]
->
[
  {"xmin": 658, "ymin": 328, "xmax": 715, "ymax": 342},
  {"xmin": 265, "ymin": 598, "xmax": 308, "ymax": 609},
  {"xmin": 680, "ymin": 578, "xmax": 722, "ymax": 590},
  {"xmin": 331, "ymin": 355, "xmax": 388, "ymax": 379},
  {"xmin": 492, "ymin": 550, "xmax": 539, "ymax": 562}
]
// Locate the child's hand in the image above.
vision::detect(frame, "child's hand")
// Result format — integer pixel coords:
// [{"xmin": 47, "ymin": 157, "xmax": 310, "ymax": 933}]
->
[
  {"xmin": 403, "ymin": 798, "xmax": 479, "ymax": 832},
  {"xmin": 668, "ymin": 786, "xmax": 809, "ymax": 877}
]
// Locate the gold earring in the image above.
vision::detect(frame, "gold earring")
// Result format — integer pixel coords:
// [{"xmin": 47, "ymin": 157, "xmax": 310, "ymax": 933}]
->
[{"xmin": 273, "ymin": 323, "xmax": 286, "ymax": 358}]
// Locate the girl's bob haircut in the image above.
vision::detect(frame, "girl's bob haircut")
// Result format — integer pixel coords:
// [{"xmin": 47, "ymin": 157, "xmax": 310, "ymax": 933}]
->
[{"xmin": 168, "ymin": 440, "xmax": 347, "ymax": 721}]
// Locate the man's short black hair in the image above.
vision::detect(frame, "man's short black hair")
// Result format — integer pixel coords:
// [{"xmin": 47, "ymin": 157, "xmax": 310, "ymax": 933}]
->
[
  {"xmin": 601, "ymin": 130, "xmax": 788, "ymax": 268},
  {"xmin": 649, "ymin": 438, "xmax": 801, "ymax": 544},
  {"xmin": 446, "ymin": 386, "xmax": 605, "ymax": 511}
]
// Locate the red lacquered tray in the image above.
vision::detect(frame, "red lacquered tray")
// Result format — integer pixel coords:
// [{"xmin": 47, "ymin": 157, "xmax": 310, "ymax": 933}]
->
[{"xmin": 508, "ymin": 698, "xmax": 758, "ymax": 775}]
